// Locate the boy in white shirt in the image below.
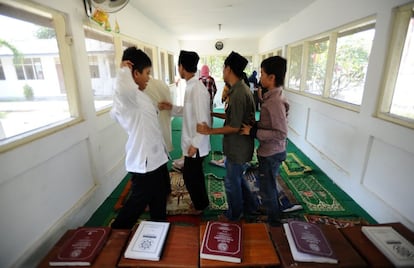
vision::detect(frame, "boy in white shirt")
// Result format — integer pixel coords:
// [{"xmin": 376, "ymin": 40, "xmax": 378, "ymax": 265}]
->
[
  {"xmin": 159, "ymin": 50, "xmax": 211, "ymax": 213},
  {"xmin": 110, "ymin": 47, "xmax": 170, "ymax": 229}
]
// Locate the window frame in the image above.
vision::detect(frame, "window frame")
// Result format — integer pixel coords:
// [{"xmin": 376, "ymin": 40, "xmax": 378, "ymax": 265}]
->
[
  {"xmin": 377, "ymin": 2, "xmax": 414, "ymax": 129},
  {"xmin": 0, "ymin": 1, "xmax": 81, "ymax": 153},
  {"xmin": 285, "ymin": 16, "xmax": 376, "ymax": 112}
]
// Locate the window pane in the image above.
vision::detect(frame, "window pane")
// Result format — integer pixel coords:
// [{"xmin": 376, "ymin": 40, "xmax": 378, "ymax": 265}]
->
[
  {"xmin": 288, "ymin": 45, "xmax": 303, "ymax": 90},
  {"xmin": 331, "ymin": 27, "xmax": 375, "ymax": 105},
  {"xmin": 84, "ymin": 28, "xmax": 115, "ymax": 110},
  {"xmin": 167, "ymin": 53, "xmax": 175, "ymax": 85},
  {"xmin": 390, "ymin": 16, "xmax": 414, "ymax": 120},
  {"xmin": 0, "ymin": 14, "xmax": 71, "ymax": 141},
  {"xmin": 199, "ymin": 55, "xmax": 226, "ymax": 82},
  {"xmin": 0, "ymin": 60, "xmax": 5, "ymax": 80},
  {"xmin": 143, "ymin": 46, "xmax": 153, "ymax": 64},
  {"xmin": 304, "ymin": 38, "xmax": 329, "ymax": 95},
  {"xmin": 160, "ymin": 52, "xmax": 166, "ymax": 83}
]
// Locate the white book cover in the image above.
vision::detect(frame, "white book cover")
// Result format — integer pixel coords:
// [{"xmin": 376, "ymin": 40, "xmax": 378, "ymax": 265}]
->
[
  {"xmin": 283, "ymin": 223, "xmax": 338, "ymax": 264},
  {"xmin": 124, "ymin": 221, "xmax": 170, "ymax": 261},
  {"xmin": 362, "ymin": 226, "xmax": 414, "ymax": 267}
]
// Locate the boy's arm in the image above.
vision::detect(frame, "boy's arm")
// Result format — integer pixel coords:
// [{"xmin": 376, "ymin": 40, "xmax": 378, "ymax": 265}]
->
[{"xmin": 197, "ymin": 122, "xmax": 239, "ymax": 135}]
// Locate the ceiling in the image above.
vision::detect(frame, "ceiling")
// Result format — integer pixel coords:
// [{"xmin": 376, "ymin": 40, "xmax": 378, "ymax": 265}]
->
[{"xmin": 128, "ymin": 0, "xmax": 315, "ymax": 40}]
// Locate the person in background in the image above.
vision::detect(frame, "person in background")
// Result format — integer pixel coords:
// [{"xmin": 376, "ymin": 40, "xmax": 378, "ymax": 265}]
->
[
  {"xmin": 159, "ymin": 50, "xmax": 211, "ymax": 214},
  {"xmin": 197, "ymin": 51, "xmax": 257, "ymax": 222},
  {"xmin": 145, "ymin": 78, "xmax": 173, "ymax": 152},
  {"xmin": 248, "ymin": 70, "xmax": 260, "ymax": 111},
  {"xmin": 110, "ymin": 47, "xmax": 170, "ymax": 229},
  {"xmin": 199, "ymin": 64, "xmax": 218, "ymax": 115},
  {"xmin": 240, "ymin": 56, "xmax": 289, "ymax": 226}
]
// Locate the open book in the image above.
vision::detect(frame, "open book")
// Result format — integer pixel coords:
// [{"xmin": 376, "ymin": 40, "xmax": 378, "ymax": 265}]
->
[{"xmin": 284, "ymin": 221, "xmax": 338, "ymax": 264}]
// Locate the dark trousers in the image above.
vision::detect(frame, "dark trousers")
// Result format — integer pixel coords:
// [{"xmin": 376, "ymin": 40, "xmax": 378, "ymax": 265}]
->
[
  {"xmin": 111, "ymin": 163, "xmax": 170, "ymax": 229},
  {"xmin": 183, "ymin": 155, "xmax": 209, "ymax": 210}
]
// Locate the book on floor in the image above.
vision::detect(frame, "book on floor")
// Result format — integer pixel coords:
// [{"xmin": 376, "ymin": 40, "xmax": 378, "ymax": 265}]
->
[
  {"xmin": 362, "ymin": 226, "xmax": 414, "ymax": 267},
  {"xmin": 124, "ymin": 220, "xmax": 170, "ymax": 261},
  {"xmin": 49, "ymin": 226, "xmax": 111, "ymax": 266},
  {"xmin": 200, "ymin": 221, "xmax": 243, "ymax": 263},
  {"xmin": 283, "ymin": 220, "xmax": 338, "ymax": 264}
]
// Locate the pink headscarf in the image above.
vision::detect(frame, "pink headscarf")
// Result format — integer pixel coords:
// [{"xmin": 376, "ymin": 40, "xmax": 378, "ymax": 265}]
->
[{"xmin": 200, "ymin": 65, "xmax": 210, "ymax": 77}]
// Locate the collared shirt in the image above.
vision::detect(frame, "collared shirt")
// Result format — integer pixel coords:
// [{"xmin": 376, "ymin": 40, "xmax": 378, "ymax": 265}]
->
[
  {"xmin": 223, "ymin": 80, "xmax": 256, "ymax": 163},
  {"xmin": 256, "ymin": 87, "xmax": 288, "ymax": 157},
  {"xmin": 172, "ymin": 76, "xmax": 211, "ymax": 157},
  {"xmin": 110, "ymin": 67, "xmax": 169, "ymax": 173}
]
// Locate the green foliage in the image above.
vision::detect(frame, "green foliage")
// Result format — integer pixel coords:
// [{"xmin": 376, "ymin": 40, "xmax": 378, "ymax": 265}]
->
[
  {"xmin": 331, "ymin": 38, "xmax": 370, "ymax": 98},
  {"xmin": 0, "ymin": 39, "xmax": 23, "ymax": 64},
  {"xmin": 23, "ymin": 84, "xmax": 34, "ymax": 100},
  {"xmin": 34, "ymin": 27, "xmax": 56, "ymax": 39},
  {"xmin": 200, "ymin": 56, "xmax": 227, "ymax": 81}
]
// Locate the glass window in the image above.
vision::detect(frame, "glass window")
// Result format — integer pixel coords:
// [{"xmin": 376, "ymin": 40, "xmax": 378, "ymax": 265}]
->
[
  {"xmin": 0, "ymin": 60, "xmax": 5, "ymax": 80},
  {"xmin": 199, "ymin": 55, "xmax": 227, "ymax": 82},
  {"xmin": 15, "ymin": 58, "xmax": 44, "ymax": 80},
  {"xmin": 287, "ymin": 44, "xmax": 303, "ymax": 90},
  {"xmin": 0, "ymin": 6, "xmax": 77, "ymax": 146},
  {"xmin": 331, "ymin": 25, "xmax": 374, "ymax": 105},
  {"xmin": 167, "ymin": 53, "xmax": 175, "ymax": 85},
  {"xmin": 286, "ymin": 18, "xmax": 375, "ymax": 109},
  {"xmin": 160, "ymin": 51, "xmax": 166, "ymax": 83},
  {"xmin": 84, "ymin": 27, "xmax": 115, "ymax": 111},
  {"xmin": 390, "ymin": 13, "xmax": 414, "ymax": 120},
  {"xmin": 143, "ymin": 46, "xmax": 153, "ymax": 64},
  {"xmin": 304, "ymin": 38, "xmax": 329, "ymax": 96}
]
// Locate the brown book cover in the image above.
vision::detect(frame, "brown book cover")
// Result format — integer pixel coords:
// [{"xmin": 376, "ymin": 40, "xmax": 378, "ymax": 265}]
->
[
  {"xmin": 200, "ymin": 221, "xmax": 242, "ymax": 263},
  {"xmin": 286, "ymin": 220, "xmax": 338, "ymax": 263},
  {"xmin": 49, "ymin": 226, "xmax": 111, "ymax": 266}
]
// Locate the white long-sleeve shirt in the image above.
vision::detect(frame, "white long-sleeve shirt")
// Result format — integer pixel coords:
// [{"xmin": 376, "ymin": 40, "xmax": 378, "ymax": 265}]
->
[
  {"xmin": 171, "ymin": 76, "xmax": 211, "ymax": 157},
  {"xmin": 110, "ymin": 67, "xmax": 169, "ymax": 173}
]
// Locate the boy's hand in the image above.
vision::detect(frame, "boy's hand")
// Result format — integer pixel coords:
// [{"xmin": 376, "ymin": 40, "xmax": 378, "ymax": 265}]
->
[
  {"xmin": 240, "ymin": 123, "xmax": 252, "ymax": 135},
  {"xmin": 120, "ymin": 60, "xmax": 133, "ymax": 69},
  {"xmin": 158, "ymin": 101, "xmax": 172, "ymax": 111},
  {"xmin": 197, "ymin": 122, "xmax": 210, "ymax": 134}
]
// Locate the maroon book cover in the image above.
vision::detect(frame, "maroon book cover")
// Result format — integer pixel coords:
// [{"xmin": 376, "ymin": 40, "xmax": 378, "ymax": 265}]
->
[
  {"xmin": 288, "ymin": 220, "xmax": 336, "ymax": 258},
  {"xmin": 200, "ymin": 221, "xmax": 242, "ymax": 263},
  {"xmin": 49, "ymin": 227, "xmax": 111, "ymax": 266}
]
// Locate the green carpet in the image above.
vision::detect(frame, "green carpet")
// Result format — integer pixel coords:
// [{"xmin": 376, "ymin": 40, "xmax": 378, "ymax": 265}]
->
[{"xmin": 85, "ymin": 109, "xmax": 376, "ymax": 227}]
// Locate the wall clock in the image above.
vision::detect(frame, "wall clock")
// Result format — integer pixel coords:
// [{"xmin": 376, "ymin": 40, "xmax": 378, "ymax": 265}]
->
[{"xmin": 215, "ymin": 41, "xmax": 224, "ymax": 51}]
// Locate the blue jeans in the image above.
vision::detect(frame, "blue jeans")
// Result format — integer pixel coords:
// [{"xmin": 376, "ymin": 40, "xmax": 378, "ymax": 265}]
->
[
  {"xmin": 224, "ymin": 159, "xmax": 258, "ymax": 221},
  {"xmin": 258, "ymin": 151, "xmax": 286, "ymax": 226}
]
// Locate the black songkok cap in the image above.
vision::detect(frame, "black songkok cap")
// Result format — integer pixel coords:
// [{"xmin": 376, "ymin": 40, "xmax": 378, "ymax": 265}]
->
[
  {"xmin": 224, "ymin": 51, "xmax": 248, "ymax": 77},
  {"xmin": 178, "ymin": 50, "xmax": 199, "ymax": 73}
]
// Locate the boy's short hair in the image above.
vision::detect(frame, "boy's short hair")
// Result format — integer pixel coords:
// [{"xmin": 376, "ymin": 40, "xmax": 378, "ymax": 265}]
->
[
  {"xmin": 224, "ymin": 51, "xmax": 248, "ymax": 78},
  {"xmin": 122, "ymin": 46, "xmax": 152, "ymax": 73},
  {"xmin": 261, "ymin": 56, "xmax": 287, "ymax": 87}
]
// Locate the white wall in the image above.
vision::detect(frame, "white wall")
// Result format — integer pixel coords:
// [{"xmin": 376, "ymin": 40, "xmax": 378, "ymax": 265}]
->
[
  {"xmin": 259, "ymin": 0, "xmax": 414, "ymax": 230},
  {"xmin": 0, "ymin": 1, "xmax": 179, "ymax": 267}
]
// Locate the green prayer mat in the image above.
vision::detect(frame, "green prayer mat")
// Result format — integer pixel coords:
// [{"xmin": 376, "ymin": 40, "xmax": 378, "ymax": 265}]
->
[
  {"xmin": 85, "ymin": 112, "xmax": 376, "ymax": 227},
  {"xmin": 283, "ymin": 174, "xmax": 348, "ymax": 215},
  {"xmin": 282, "ymin": 152, "xmax": 312, "ymax": 176},
  {"xmin": 206, "ymin": 173, "xmax": 228, "ymax": 211}
]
